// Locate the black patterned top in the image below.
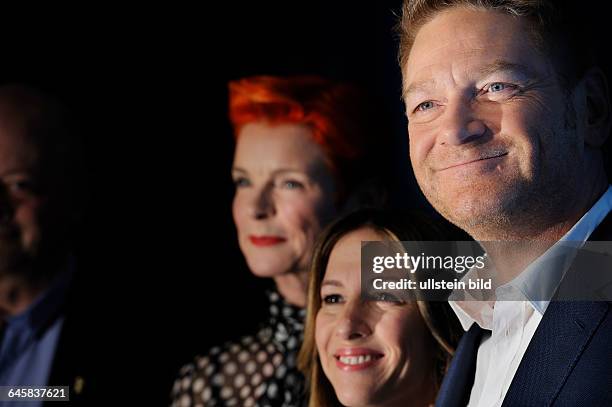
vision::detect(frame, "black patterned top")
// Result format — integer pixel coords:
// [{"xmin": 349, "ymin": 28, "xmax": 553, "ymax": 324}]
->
[{"xmin": 170, "ymin": 290, "xmax": 307, "ymax": 407}]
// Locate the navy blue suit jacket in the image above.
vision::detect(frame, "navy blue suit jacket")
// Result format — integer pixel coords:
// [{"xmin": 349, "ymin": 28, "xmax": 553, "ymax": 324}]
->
[{"xmin": 436, "ymin": 214, "xmax": 612, "ymax": 407}]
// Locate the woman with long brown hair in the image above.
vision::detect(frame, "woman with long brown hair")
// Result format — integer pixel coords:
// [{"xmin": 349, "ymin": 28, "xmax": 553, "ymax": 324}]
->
[{"xmin": 299, "ymin": 208, "xmax": 463, "ymax": 406}]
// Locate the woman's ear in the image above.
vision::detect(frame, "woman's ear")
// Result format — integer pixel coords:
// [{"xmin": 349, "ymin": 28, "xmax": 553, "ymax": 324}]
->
[{"xmin": 581, "ymin": 67, "xmax": 612, "ymax": 148}]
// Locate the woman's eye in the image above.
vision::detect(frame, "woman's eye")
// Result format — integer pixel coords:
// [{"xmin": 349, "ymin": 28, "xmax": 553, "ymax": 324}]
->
[
  {"xmin": 233, "ymin": 177, "xmax": 251, "ymax": 188},
  {"xmin": 374, "ymin": 292, "xmax": 404, "ymax": 304},
  {"xmin": 322, "ymin": 294, "xmax": 343, "ymax": 304},
  {"xmin": 281, "ymin": 180, "xmax": 304, "ymax": 190},
  {"xmin": 415, "ymin": 101, "xmax": 435, "ymax": 112}
]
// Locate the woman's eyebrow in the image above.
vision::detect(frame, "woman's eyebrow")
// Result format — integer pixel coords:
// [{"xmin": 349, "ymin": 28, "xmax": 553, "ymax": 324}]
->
[
  {"xmin": 232, "ymin": 168, "xmax": 305, "ymax": 174},
  {"xmin": 321, "ymin": 279, "xmax": 343, "ymax": 288},
  {"xmin": 271, "ymin": 169, "xmax": 306, "ymax": 176}
]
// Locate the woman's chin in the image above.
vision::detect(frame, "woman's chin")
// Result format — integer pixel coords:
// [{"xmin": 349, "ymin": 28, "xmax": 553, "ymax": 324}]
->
[
  {"xmin": 330, "ymin": 374, "xmax": 385, "ymax": 407},
  {"xmin": 245, "ymin": 259, "xmax": 290, "ymax": 278},
  {"xmin": 336, "ymin": 389, "xmax": 376, "ymax": 407}
]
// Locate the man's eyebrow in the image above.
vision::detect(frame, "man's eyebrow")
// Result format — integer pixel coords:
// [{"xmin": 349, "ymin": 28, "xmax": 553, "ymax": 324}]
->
[
  {"xmin": 0, "ymin": 168, "xmax": 33, "ymax": 178},
  {"xmin": 403, "ymin": 79, "xmax": 436, "ymax": 101},
  {"xmin": 402, "ymin": 60, "xmax": 537, "ymax": 100},
  {"xmin": 477, "ymin": 60, "xmax": 537, "ymax": 79}
]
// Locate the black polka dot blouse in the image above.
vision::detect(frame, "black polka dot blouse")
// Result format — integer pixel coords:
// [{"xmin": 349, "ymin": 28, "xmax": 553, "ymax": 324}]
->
[{"xmin": 171, "ymin": 290, "xmax": 307, "ymax": 407}]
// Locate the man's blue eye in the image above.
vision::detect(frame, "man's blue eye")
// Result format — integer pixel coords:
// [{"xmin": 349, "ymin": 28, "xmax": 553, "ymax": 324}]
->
[
  {"xmin": 489, "ymin": 83, "xmax": 506, "ymax": 92},
  {"xmin": 416, "ymin": 101, "xmax": 435, "ymax": 112}
]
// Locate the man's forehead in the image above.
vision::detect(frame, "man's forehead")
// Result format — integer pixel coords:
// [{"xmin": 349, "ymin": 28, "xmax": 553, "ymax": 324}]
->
[
  {"xmin": 403, "ymin": 7, "xmax": 543, "ymax": 88},
  {"xmin": 0, "ymin": 122, "xmax": 40, "ymax": 175}
]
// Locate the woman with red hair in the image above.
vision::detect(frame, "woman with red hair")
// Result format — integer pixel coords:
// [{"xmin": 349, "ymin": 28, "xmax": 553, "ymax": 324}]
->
[{"xmin": 171, "ymin": 75, "xmax": 378, "ymax": 407}]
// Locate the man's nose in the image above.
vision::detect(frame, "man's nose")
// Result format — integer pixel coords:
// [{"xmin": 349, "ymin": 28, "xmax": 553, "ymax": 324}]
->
[
  {"xmin": 438, "ymin": 101, "xmax": 487, "ymax": 146},
  {"xmin": 335, "ymin": 301, "xmax": 372, "ymax": 341},
  {"xmin": 249, "ymin": 184, "xmax": 276, "ymax": 220}
]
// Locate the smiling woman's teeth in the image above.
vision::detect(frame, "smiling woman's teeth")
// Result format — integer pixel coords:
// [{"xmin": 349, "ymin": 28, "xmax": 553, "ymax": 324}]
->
[{"xmin": 339, "ymin": 355, "xmax": 373, "ymax": 365}]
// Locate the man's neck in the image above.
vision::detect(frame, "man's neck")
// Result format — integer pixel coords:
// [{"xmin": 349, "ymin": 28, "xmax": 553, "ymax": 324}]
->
[
  {"xmin": 0, "ymin": 275, "xmax": 48, "ymax": 319},
  {"xmin": 476, "ymin": 179, "xmax": 609, "ymax": 283}
]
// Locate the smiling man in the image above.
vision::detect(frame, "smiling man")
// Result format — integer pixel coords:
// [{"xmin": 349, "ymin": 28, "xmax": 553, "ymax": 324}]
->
[{"xmin": 398, "ymin": 1, "xmax": 612, "ymax": 406}]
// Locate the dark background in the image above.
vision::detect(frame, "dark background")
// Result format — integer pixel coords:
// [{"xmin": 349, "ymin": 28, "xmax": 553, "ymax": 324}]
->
[{"xmin": 2, "ymin": 2, "xmax": 610, "ymax": 404}]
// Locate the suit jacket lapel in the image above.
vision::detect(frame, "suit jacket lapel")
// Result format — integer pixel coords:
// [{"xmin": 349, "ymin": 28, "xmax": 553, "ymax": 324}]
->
[
  {"xmin": 502, "ymin": 301, "xmax": 609, "ymax": 406},
  {"xmin": 503, "ymin": 209, "xmax": 612, "ymax": 405}
]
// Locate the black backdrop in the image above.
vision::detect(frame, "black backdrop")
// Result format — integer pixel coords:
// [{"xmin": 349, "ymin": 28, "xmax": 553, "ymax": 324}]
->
[{"xmin": 3, "ymin": 2, "xmax": 611, "ymax": 404}]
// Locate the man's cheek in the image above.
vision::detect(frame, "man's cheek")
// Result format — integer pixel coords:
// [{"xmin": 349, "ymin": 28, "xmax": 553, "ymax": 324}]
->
[
  {"xmin": 408, "ymin": 132, "xmax": 434, "ymax": 170},
  {"xmin": 21, "ymin": 227, "xmax": 40, "ymax": 252},
  {"xmin": 14, "ymin": 204, "xmax": 42, "ymax": 245}
]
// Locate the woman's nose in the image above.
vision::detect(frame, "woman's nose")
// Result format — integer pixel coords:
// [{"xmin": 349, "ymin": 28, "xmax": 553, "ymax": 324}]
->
[
  {"xmin": 250, "ymin": 184, "xmax": 275, "ymax": 219},
  {"xmin": 335, "ymin": 301, "xmax": 372, "ymax": 340}
]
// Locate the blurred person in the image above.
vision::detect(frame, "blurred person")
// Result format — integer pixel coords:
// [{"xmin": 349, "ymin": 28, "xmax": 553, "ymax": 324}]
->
[{"xmin": 0, "ymin": 84, "xmax": 99, "ymax": 405}]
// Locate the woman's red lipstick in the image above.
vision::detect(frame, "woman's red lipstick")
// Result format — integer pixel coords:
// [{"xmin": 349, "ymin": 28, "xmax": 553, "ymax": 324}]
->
[{"xmin": 249, "ymin": 235, "xmax": 287, "ymax": 246}]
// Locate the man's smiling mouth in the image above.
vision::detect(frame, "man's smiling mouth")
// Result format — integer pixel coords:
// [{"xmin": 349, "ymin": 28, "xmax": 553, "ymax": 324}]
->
[{"xmin": 438, "ymin": 151, "xmax": 509, "ymax": 171}]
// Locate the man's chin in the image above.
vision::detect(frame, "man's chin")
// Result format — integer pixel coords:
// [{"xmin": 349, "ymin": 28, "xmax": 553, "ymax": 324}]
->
[{"xmin": 434, "ymin": 195, "xmax": 515, "ymax": 234}]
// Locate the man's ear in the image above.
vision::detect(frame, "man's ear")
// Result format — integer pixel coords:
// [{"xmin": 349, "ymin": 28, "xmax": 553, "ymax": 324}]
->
[{"xmin": 582, "ymin": 67, "xmax": 611, "ymax": 148}]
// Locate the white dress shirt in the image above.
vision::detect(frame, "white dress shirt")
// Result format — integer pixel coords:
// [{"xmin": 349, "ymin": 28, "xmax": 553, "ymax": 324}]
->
[{"xmin": 450, "ymin": 186, "xmax": 612, "ymax": 407}]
